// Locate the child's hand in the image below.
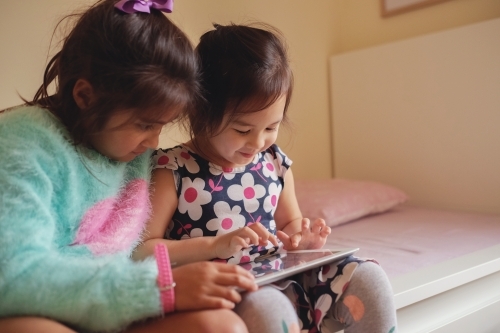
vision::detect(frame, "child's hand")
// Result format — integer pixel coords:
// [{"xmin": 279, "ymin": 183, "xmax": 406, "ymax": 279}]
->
[
  {"xmin": 214, "ymin": 222, "xmax": 279, "ymax": 259},
  {"xmin": 277, "ymin": 218, "xmax": 331, "ymax": 250},
  {"xmin": 172, "ymin": 261, "xmax": 258, "ymax": 311}
]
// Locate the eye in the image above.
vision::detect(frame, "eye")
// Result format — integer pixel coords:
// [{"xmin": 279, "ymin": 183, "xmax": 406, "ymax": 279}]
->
[
  {"xmin": 234, "ymin": 129, "xmax": 250, "ymax": 135},
  {"xmin": 266, "ymin": 127, "xmax": 278, "ymax": 132},
  {"xmin": 137, "ymin": 123, "xmax": 155, "ymax": 131}
]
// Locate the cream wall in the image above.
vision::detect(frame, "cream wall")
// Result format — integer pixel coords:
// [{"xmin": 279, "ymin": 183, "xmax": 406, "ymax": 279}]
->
[
  {"xmin": 0, "ymin": 1, "xmax": 87, "ymax": 110},
  {"xmin": 164, "ymin": 0, "xmax": 339, "ymax": 179},
  {"xmin": 0, "ymin": 0, "xmax": 337, "ymax": 179},
  {"xmin": 1, "ymin": 0, "xmax": 499, "ymax": 180},
  {"xmin": 332, "ymin": 0, "xmax": 500, "ymax": 55},
  {"xmin": 330, "ymin": 18, "xmax": 500, "ymax": 214}
]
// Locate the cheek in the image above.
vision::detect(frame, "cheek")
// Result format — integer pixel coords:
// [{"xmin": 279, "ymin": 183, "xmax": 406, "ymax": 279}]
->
[{"xmin": 266, "ymin": 133, "xmax": 278, "ymax": 145}]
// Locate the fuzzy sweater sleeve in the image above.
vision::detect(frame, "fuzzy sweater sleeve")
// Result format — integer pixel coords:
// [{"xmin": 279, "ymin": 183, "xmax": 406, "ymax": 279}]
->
[{"xmin": 0, "ymin": 107, "xmax": 162, "ymax": 333}]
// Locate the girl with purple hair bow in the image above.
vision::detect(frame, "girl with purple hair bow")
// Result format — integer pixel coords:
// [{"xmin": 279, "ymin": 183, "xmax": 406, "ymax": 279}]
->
[{"xmin": 0, "ymin": 1, "xmax": 270, "ymax": 332}]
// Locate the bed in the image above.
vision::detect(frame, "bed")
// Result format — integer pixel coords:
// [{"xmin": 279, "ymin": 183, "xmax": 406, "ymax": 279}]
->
[
  {"xmin": 294, "ymin": 179, "xmax": 500, "ymax": 333},
  {"xmin": 298, "ymin": 17, "xmax": 500, "ymax": 333}
]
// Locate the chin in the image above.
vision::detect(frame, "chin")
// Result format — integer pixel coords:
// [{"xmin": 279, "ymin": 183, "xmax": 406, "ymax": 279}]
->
[{"xmin": 114, "ymin": 155, "xmax": 136, "ymax": 163}]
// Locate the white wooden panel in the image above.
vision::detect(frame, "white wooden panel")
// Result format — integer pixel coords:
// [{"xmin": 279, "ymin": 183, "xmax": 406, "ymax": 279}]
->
[
  {"xmin": 396, "ymin": 271, "xmax": 500, "ymax": 333},
  {"xmin": 330, "ymin": 18, "xmax": 500, "ymax": 214}
]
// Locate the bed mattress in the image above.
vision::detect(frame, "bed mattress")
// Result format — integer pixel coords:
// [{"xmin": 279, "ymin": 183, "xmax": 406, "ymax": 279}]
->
[{"xmin": 324, "ymin": 205, "xmax": 500, "ymax": 278}]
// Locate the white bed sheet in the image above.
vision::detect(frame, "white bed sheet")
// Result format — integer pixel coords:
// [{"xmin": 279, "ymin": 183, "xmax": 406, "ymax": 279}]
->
[{"xmin": 324, "ymin": 204, "xmax": 500, "ymax": 278}]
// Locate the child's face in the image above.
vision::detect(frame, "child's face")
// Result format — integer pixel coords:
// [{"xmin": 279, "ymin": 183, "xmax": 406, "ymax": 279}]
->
[
  {"xmin": 89, "ymin": 109, "xmax": 177, "ymax": 162},
  {"xmin": 207, "ymin": 95, "xmax": 286, "ymax": 168}
]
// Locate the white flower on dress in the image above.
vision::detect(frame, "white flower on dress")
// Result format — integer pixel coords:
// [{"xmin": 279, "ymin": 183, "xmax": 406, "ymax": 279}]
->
[
  {"xmin": 314, "ymin": 294, "xmax": 333, "ymax": 329},
  {"xmin": 275, "ymin": 146, "xmax": 292, "ymax": 176},
  {"xmin": 268, "ymin": 219, "xmax": 277, "ymax": 233},
  {"xmin": 330, "ymin": 262, "xmax": 359, "ymax": 302},
  {"xmin": 153, "ymin": 149, "xmax": 178, "ymax": 170},
  {"xmin": 263, "ymin": 182, "xmax": 281, "ymax": 215},
  {"xmin": 180, "ymin": 227, "xmax": 204, "ymax": 239},
  {"xmin": 178, "ymin": 177, "xmax": 212, "ymax": 221},
  {"xmin": 318, "ymin": 263, "xmax": 339, "ymax": 282},
  {"xmin": 262, "ymin": 152, "xmax": 279, "ymax": 180},
  {"xmin": 176, "ymin": 147, "xmax": 200, "ymax": 174},
  {"xmin": 227, "ymin": 173, "xmax": 266, "ymax": 213},
  {"xmin": 206, "ymin": 201, "xmax": 246, "ymax": 235},
  {"xmin": 227, "ymin": 250, "xmax": 262, "ymax": 265},
  {"xmin": 208, "ymin": 163, "xmax": 243, "ymax": 180},
  {"xmin": 252, "ymin": 154, "xmax": 260, "ymax": 165}
]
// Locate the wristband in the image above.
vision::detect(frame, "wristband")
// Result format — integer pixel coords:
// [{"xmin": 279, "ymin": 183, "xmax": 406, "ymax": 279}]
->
[{"xmin": 154, "ymin": 244, "xmax": 176, "ymax": 313}]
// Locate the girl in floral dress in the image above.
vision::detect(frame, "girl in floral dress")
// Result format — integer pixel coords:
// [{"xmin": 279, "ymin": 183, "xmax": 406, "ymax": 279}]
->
[{"xmin": 134, "ymin": 23, "xmax": 397, "ymax": 333}]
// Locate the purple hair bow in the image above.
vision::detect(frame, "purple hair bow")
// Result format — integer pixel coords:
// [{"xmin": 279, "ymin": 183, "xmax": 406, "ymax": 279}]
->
[{"xmin": 115, "ymin": 0, "xmax": 173, "ymax": 14}]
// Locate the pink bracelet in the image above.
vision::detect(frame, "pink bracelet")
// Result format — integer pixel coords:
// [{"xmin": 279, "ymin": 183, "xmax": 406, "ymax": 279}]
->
[{"xmin": 154, "ymin": 244, "xmax": 176, "ymax": 313}]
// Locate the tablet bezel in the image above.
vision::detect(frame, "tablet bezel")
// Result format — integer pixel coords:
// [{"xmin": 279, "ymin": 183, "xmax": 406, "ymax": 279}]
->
[{"xmin": 241, "ymin": 248, "xmax": 359, "ymax": 287}]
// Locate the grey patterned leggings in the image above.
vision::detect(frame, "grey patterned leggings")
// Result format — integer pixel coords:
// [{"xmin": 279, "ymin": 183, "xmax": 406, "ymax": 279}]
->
[{"xmin": 234, "ymin": 261, "xmax": 397, "ymax": 333}]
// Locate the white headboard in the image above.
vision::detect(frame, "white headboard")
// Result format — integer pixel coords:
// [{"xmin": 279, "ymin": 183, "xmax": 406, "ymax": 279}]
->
[{"xmin": 330, "ymin": 18, "xmax": 500, "ymax": 215}]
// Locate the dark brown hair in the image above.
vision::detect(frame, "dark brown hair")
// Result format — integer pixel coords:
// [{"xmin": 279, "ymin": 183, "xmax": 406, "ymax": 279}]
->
[
  {"xmin": 29, "ymin": 0, "xmax": 200, "ymax": 146},
  {"xmin": 190, "ymin": 23, "xmax": 293, "ymax": 139}
]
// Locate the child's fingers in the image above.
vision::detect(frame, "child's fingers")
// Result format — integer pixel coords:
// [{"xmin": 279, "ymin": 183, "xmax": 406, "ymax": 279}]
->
[
  {"xmin": 311, "ymin": 218, "xmax": 326, "ymax": 234},
  {"xmin": 289, "ymin": 232, "xmax": 302, "ymax": 248},
  {"xmin": 229, "ymin": 235, "xmax": 252, "ymax": 251},
  {"xmin": 237, "ymin": 226, "xmax": 260, "ymax": 246},
  {"xmin": 301, "ymin": 218, "xmax": 311, "ymax": 231},
  {"xmin": 215, "ymin": 262, "xmax": 257, "ymax": 281},
  {"xmin": 268, "ymin": 233, "xmax": 279, "ymax": 246},
  {"xmin": 189, "ymin": 288, "xmax": 240, "ymax": 310},
  {"xmin": 201, "ymin": 296, "xmax": 237, "ymax": 310},
  {"xmin": 276, "ymin": 230, "xmax": 293, "ymax": 250},
  {"xmin": 173, "ymin": 262, "xmax": 255, "ymax": 311},
  {"xmin": 321, "ymin": 226, "xmax": 331, "ymax": 237},
  {"xmin": 248, "ymin": 222, "xmax": 278, "ymax": 246},
  {"xmin": 211, "ymin": 266, "xmax": 258, "ymax": 302}
]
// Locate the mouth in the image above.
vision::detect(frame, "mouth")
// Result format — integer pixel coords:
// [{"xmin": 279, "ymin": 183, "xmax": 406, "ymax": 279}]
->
[
  {"xmin": 132, "ymin": 150, "xmax": 147, "ymax": 156},
  {"xmin": 239, "ymin": 151, "xmax": 255, "ymax": 159}
]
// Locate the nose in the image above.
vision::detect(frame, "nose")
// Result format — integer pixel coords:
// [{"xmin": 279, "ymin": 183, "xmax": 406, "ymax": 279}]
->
[
  {"xmin": 247, "ymin": 133, "xmax": 265, "ymax": 150},
  {"xmin": 143, "ymin": 132, "xmax": 160, "ymax": 149}
]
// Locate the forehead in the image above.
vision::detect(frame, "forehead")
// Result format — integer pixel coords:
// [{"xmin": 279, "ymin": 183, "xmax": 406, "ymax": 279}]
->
[
  {"xmin": 107, "ymin": 106, "xmax": 182, "ymax": 128},
  {"xmin": 231, "ymin": 95, "xmax": 286, "ymax": 123}
]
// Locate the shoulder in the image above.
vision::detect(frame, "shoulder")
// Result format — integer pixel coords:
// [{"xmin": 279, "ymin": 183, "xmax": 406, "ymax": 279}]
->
[
  {"xmin": 0, "ymin": 105, "xmax": 73, "ymax": 164},
  {"xmin": 264, "ymin": 144, "xmax": 292, "ymax": 166},
  {"xmin": 257, "ymin": 144, "xmax": 292, "ymax": 180},
  {"xmin": 152, "ymin": 145, "xmax": 185, "ymax": 170},
  {"xmin": 0, "ymin": 105, "xmax": 67, "ymax": 137},
  {"xmin": 153, "ymin": 144, "xmax": 206, "ymax": 178}
]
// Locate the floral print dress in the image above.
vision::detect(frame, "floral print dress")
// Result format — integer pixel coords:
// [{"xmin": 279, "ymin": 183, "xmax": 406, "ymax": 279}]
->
[{"xmin": 153, "ymin": 144, "xmax": 364, "ymax": 332}]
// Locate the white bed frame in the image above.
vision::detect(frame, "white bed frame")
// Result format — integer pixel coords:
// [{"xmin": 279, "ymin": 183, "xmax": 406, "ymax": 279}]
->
[
  {"xmin": 328, "ymin": 18, "xmax": 500, "ymax": 333},
  {"xmin": 392, "ymin": 244, "xmax": 500, "ymax": 332}
]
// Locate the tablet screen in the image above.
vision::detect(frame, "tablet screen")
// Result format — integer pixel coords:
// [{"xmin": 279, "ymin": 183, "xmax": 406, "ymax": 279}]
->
[{"xmin": 238, "ymin": 248, "xmax": 358, "ymax": 286}]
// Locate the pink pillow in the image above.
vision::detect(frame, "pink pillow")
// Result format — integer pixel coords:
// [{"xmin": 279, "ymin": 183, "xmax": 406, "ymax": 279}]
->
[{"xmin": 294, "ymin": 178, "xmax": 408, "ymax": 227}]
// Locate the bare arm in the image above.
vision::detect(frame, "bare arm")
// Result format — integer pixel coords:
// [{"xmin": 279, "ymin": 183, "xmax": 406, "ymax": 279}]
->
[
  {"xmin": 274, "ymin": 168, "xmax": 331, "ymax": 250},
  {"xmin": 132, "ymin": 168, "xmax": 219, "ymax": 264},
  {"xmin": 133, "ymin": 168, "xmax": 277, "ymax": 265},
  {"xmin": 274, "ymin": 168, "xmax": 303, "ymax": 234}
]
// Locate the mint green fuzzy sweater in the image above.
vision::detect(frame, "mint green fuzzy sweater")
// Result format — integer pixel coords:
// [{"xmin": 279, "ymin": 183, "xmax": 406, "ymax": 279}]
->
[{"xmin": 0, "ymin": 106, "xmax": 162, "ymax": 332}]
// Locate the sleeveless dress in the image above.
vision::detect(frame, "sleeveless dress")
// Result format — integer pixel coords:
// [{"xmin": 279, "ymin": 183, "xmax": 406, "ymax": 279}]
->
[{"xmin": 153, "ymin": 144, "xmax": 365, "ymax": 331}]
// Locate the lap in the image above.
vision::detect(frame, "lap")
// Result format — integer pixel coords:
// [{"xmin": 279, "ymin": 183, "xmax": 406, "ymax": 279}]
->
[
  {"xmin": 0, "ymin": 309, "xmax": 247, "ymax": 333},
  {"xmin": 125, "ymin": 309, "xmax": 248, "ymax": 333},
  {"xmin": 0, "ymin": 317, "xmax": 76, "ymax": 333}
]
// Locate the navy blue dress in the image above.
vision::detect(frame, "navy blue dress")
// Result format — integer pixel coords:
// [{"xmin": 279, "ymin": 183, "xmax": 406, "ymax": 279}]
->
[{"xmin": 153, "ymin": 144, "xmax": 364, "ymax": 332}]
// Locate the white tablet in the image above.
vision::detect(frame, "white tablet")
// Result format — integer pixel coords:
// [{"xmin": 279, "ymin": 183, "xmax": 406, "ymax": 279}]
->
[{"xmin": 239, "ymin": 248, "xmax": 359, "ymax": 287}]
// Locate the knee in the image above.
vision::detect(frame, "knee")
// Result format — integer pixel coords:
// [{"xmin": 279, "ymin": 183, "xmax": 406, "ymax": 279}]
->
[
  {"xmin": 197, "ymin": 309, "xmax": 248, "ymax": 333},
  {"xmin": 352, "ymin": 261, "xmax": 391, "ymax": 286},
  {"xmin": 347, "ymin": 261, "xmax": 395, "ymax": 305},
  {"xmin": 240, "ymin": 286, "xmax": 285, "ymax": 305},
  {"xmin": 0, "ymin": 317, "xmax": 76, "ymax": 333}
]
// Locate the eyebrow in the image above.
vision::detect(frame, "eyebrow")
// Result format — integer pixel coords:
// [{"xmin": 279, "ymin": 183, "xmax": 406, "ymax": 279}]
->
[{"xmin": 140, "ymin": 117, "xmax": 174, "ymax": 125}]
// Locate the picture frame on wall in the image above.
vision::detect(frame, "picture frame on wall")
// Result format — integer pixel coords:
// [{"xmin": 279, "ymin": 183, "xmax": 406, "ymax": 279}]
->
[{"xmin": 381, "ymin": 0, "xmax": 452, "ymax": 17}]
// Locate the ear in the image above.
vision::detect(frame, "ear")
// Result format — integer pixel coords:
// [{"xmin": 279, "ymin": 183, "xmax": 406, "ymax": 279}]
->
[{"xmin": 73, "ymin": 79, "xmax": 95, "ymax": 110}]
